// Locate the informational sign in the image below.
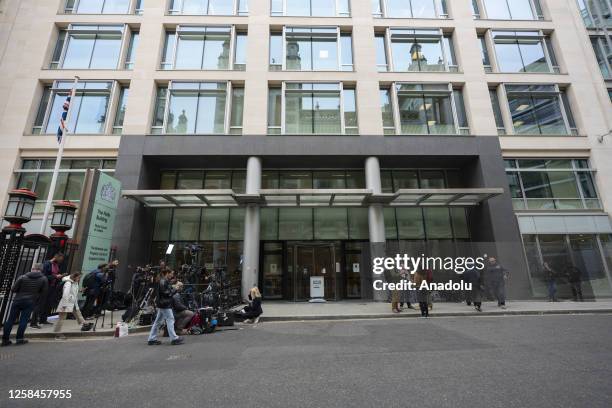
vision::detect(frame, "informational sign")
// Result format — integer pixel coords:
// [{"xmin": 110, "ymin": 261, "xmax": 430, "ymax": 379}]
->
[
  {"xmin": 81, "ymin": 171, "xmax": 121, "ymax": 272},
  {"xmin": 353, "ymin": 263, "xmax": 360, "ymax": 273},
  {"xmin": 310, "ymin": 276, "xmax": 324, "ymax": 299}
]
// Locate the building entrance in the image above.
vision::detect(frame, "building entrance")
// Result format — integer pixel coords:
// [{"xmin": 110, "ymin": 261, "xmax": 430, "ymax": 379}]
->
[{"xmin": 292, "ymin": 243, "xmax": 337, "ymax": 301}]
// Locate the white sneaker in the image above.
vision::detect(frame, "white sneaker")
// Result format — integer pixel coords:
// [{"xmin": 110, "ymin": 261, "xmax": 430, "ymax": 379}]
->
[
  {"xmin": 244, "ymin": 319, "xmax": 252, "ymax": 324},
  {"xmin": 253, "ymin": 317, "xmax": 260, "ymax": 324}
]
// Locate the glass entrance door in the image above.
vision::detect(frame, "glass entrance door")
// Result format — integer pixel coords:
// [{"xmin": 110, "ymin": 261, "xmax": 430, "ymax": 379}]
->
[{"xmin": 293, "ymin": 244, "xmax": 336, "ymax": 301}]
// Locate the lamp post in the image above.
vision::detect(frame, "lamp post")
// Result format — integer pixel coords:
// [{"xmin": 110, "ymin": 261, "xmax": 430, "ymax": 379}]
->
[
  {"xmin": 48, "ymin": 200, "xmax": 77, "ymax": 259},
  {"xmin": 0, "ymin": 189, "xmax": 37, "ymax": 322}
]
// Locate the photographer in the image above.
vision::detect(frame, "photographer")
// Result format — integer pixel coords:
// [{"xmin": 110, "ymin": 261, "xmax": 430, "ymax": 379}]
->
[
  {"xmin": 147, "ymin": 269, "xmax": 184, "ymax": 346},
  {"xmin": 172, "ymin": 282, "xmax": 194, "ymax": 335},
  {"xmin": 82, "ymin": 263, "xmax": 108, "ymax": 319}
]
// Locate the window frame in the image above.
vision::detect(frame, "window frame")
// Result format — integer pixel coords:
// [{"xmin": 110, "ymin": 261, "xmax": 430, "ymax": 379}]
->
[
  {"xmin": 160, "ymin": 25, "xmax": 245, "ymax": 71},
  {"xmin": 476, "ymin": 0, "xmax": 544, "ymax": 20},
  {"xmin": 151, "ymin": 81, "xmax": 243, "ymax": 135},
  {"xmin": 504, "ymin": 158, "xmax": 602, "ymax": 210},
  {"xmin": 382, "ymin": 82, "xmax": 469, "ymax": 136},
  {"xmin": 168, "ymin": 0, "xmax": 248, "ymax": 16},
  {"xmin": 373, "ymin": 0, "xmax": 449, "ymax": 19},
  {"xmin": 50, "ymin": 24, "xmax": 132, "ymax": 70},
  {"xmin": 269, "ymin": 82, "xmax": 358, "ymax": 135},
  {"xmin": 500, "ymin": 84, "xmax": 577, "ymax": 136},
  {"xmin": 63, "ymin": 0, "xmax": 138, "ymax": 15},
  {"xmin": 32, "ymin": 80, "xmax": 124, "ymax": 136},
  {"xmin": 270, "ymin": 26, "xmax": 352, "ymax": 72},
  {"xmin": 271, "ymin": 0, "xmax": 351, "ymax": 17},
  {"xmin": 486, "ymin": 29, "xmax": 558, "ymax": 74},
  {"xmin": 378, "ymin": 27, "xmax": 457, "ymax": 73}
]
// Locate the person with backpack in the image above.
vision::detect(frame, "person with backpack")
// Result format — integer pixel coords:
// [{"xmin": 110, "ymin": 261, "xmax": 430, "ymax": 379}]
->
[
  {"xmin": 53, "ymin": 272, "xmax": 91, "ymax": 340},
  {"xmin": 172, "ymin": 282, "xmax": 193, "ymax": 335},
  {"xmin": 148, "ymin": 269, "xmax": 184, "ymax": 346},
  {"xmin": 30, "ymin": 253, "xmax": 64, "ymax": 328},
  {"xmin": 82, "ymin": 264, "xmax": 108, "ymax": 319},
  {"xmin": 2, "ymin": 263, "xmax": 48, "ymax": 346}
]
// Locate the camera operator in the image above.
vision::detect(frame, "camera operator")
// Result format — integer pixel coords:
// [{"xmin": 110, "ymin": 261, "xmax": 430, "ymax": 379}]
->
[
  {"xmin": 172, "ymin": 282, "xmax": 194, "ymax": 335},
  {"xmin": 82, "ymin": 263, "xmax": 108, "ymax": 319},
  {"xmin": 147, "ymin": 269, "xmax": 184, "ymax": 346}
]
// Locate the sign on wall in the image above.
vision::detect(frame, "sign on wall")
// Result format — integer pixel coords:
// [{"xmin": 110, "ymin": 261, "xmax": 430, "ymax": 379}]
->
[{"xmin": 81, "ymin": 171, "xmax": 121, "ymax": 272}]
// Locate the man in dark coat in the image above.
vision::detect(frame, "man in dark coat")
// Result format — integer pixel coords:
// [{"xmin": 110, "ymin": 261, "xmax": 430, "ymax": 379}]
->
[
  {"xmin": 2, "ymin": 263, "xmax": 48, "ymax": 346},
  {"xmin": 485, "ymin": 256, "xmax": 509, "ymax": 309},
  {"xmin": 31, "ymin": 253, "xmax": 64, "ymax": 327}
]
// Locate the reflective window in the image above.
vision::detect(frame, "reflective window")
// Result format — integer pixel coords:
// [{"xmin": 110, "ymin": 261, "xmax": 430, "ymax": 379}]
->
[
  {"xmin": 33, "ymin": 81, "xmax": 116, "ymax": 135},
  {"xmin": 491, "ymin": 31, "xmax": 553, "ymax": 73},
  {"xmin": 272, "ymin": 0, "xmax": 350, "ymax": 16},
  {"xmin": 52, "ymin": 25, "xmax": 128, "ymax": 69},
  {"xmin": 505, "ymin": 159, "xmax": 601, "ymax": 210},
  {"xmin": 373, "ymin": 0, "xmax": 448, "ymax": 18},
  {"xmin": 112, "ymin": 86, "xmax": 129, "ymax": 134},
  {"xmin": 161, "ymin": 26, "xmax": 246, "ymax": 70},
  {"xmin": 169, "ymin": 0, "xmax": 247, "ymax": 15},
  {"xmin": 64, "ymin": 0, "xmax": 133, "ymax": 14},
  {"xmin": 270, "ymin": 83, "xmax": 357, "ymax": 135},
  {"xmin": 590, "ymin": 36, "xmax": 612, "ymax": 79},
  {"xmin": 576, "ymin": 0, "xmax": 612, "ymax": 28},
  {"xmin": 378, "ymin": 29, "xmax": 457, "ymax": 72},
  {"xmin": 503, "ymin": 84, "xmax": 575, "ymax": 135},
  {"xmin": 270, "ymin": 27, "xmax": 352, "ymax": 71},
  {"xmin": 481, "ymin": 0, "xmax": 543, "ymax": 20},
  {"xmin": 152, "ymin": 82, "xmax": 243, "ymax": 135},
  {"xmin": 381, "ymin": 83, "xmax": 469, "ymax": 135}
]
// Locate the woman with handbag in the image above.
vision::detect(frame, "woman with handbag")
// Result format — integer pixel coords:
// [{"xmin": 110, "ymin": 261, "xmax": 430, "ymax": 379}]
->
[{"xmin": 53, "ymin": 272, "xmax": 92, "ymax": 339}]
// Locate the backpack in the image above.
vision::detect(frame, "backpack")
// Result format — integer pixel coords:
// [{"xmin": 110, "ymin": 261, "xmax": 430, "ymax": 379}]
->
[{"xmin": 82, "ymin": 271, "xmax": 97, "ymax": 290}]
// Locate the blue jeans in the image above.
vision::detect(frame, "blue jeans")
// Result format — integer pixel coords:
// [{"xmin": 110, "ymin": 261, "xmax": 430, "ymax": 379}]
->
[
  {"xmin": 3, "ymin": 298, "xmax": 34, "ymax": 342},
  {"xmin": 148, "ymin": 308, "xmax": 178, "ymax": 341}
]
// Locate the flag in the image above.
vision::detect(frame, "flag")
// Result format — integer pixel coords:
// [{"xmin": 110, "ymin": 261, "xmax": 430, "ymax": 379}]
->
[{"xmin": 56, "ymin": 95, "xmax": 71, "ymax": 144}]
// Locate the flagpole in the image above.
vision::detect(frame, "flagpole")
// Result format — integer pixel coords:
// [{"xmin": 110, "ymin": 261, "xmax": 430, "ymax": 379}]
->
[{"xmin": 35, "ymin": 76, "xmax": 80, "ymax": 259}]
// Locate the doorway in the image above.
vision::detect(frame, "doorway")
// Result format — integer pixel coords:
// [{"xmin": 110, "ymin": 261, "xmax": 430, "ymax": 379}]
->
[{"xmin": 293, "ymin": 243, "xmax": 337, "ymax": 301}]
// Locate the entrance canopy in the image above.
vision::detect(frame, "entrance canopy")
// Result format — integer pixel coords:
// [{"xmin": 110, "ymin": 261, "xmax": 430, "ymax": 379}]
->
[{"xmin": 122, "ymin": 188, "xmax": 503, "ymax": 208}]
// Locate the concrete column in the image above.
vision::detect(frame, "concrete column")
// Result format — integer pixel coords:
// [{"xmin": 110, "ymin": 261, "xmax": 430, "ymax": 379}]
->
[
  {"xmin": 242, "ymin": 156, "xmax": 262, "ymax": 299},
  {"xmin": 365, "ymin": 156, "xmax": 386, "ymax": 301}
]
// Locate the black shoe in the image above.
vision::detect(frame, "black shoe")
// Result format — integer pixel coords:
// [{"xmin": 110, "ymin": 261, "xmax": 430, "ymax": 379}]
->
[
  {"xmin": 476, "ymin": 306, "xmax": 482, "ymax": 312},
  {"xmin": 15, "ymin": 339, "xmax": 28, "ymax": 345},
  {"xmin": 30, "ymin": 324, "xmax": 41, "ymax": 329},
  {"xmin": 466, "ymin": 301, "xmax": 472, "ymax": 306},
  {"xmin": 171, "ymin": 337, "xmax": 184, "ymax": 345},
  {"xmin": 147, "ymin": 340, "xmax": 162, "ymax": 346},
  {"xmin": 1, "ymin": 340, "xmax": 12, "ymax": 347}
]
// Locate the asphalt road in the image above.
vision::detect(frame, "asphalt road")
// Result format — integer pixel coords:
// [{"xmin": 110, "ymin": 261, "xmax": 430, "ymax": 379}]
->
[{"xmin": 1, "ymin": 314, "xmax": 611, "ymax": 408}]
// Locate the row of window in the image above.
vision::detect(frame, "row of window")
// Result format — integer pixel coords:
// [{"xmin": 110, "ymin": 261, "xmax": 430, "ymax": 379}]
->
[
  {"xmin": 32, "ymin": 80, "xmax": 579, "ymax": 136},
  {"xmin": 49, "ymin": 24, "xmax": 565, "ymax": 75},
  {"xmin": 61, "ymin": 0, "xmax": 547, "ymax": 20},
  {"xmin": 505, "ymin": 159, "xmax": 600, "ymax": 210}
]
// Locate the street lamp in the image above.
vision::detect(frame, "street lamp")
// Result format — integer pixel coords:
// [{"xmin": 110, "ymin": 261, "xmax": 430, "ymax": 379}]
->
[
  {"xmin": 1, "ymin": 189, "xmax": 37, "ymax": 323},
  {"xmin": 4, "ymin": 189, "xmax": 37, "ymax": 229},
  {"xmin": 49, "ymin": 201, "xmax": 77, "ymax": 259}
]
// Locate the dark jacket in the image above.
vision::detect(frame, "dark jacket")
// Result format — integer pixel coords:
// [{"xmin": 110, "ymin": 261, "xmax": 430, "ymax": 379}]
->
[
  {"xmin": 486, "ymin": 263, "xmax": 508, "ymax": 281},
  {"xmin": 12, "ymin": 271, "xmax": 48, "ymax": 303},
  {"xmin": 172, "ymin": 292, "xmax": 188, "ymax": 313},
  {"xmin": 248, "ymin": 297, "xmax": 263, "ymax": 317},
  {"xmin": 42, "ymin": 260, "xmax": 62, "ymax": 286},
  {"xmin": 86, "ymin": 270, "xmax": 107, "ymax": 296},
  {"xmin": 155, "ymin": 278, "xmax": 174, "ymax": 309}
]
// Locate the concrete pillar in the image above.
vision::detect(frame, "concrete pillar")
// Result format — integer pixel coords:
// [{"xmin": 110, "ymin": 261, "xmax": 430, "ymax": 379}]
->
[
  {"xmin": 365, "ymin": 156, "xmax": 386, "ymax": 301},
  {"xmin": 242, "ymin": 156, "xmax": 262, "ymax": 299}
]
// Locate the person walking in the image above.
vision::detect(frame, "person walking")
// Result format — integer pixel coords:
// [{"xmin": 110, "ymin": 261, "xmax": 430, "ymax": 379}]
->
[
  {"xmin": 2, "ymin": 263, "xmax": 48, "ymax": 346},
  {"xmin": 53, "ymin": 272, "xmax": 91, "ymax": 340},
  {"xmin": 148, "ymin": 269, "xmax": 183, "ymax": 345},
  {"xmin": 398, "ymin": 268, "xmax": 414, "ymax": 310},
  {"xmin": 31, "ymin": 253, "xmax": 64, "ymax": 328},
  {"xmin": 542, "ymin": 262, "xmax": 557, "ymax": 302},
  {"xmin": 485, "ymin": 256, "xmax": 509, "ymax": 309},
  {"xmin": 463, "ymin": 266, "xmax": 483, "ymax": 312},
  {"xmin": 414, "ymin": 270, "xmax": 429, "ymax": 318},
  {"xmin": 172, "ymin": 282, "xmax": 194, "ymax": 335},
  {"xmin": 564, "ymin": 264, "xmax": 584, "ymax": 302}
]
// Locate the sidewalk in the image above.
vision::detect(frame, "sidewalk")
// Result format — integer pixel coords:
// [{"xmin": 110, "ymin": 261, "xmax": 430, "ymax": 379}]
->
[{"xmin": 7, "ymin": 300, "xmax": 612, "ymax": 340}]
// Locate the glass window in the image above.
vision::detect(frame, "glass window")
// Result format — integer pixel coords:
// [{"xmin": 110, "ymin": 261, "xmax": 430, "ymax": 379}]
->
[
  {"xmin": 375, "ymin": 34, "xmax": 388, "ymax": 71},
  {"xmin": 201, "ymin": 208, "xmax": 229, "ymax": 240},
  {"xmin": 483, "ymin": 0, "xmax": 540, "ymax": 20},
  {"xmin": 396, "ymin": 208, "xmax": 425, "ymax": 239},
  {"xmin": 169, "ymin": 0, "xmax": 246, "ymax": 15},
  {"xmin": 590, "ymin": 37, "xmax": 612, "ymax": 79},
  {"xmin": 205, "ymin": 171, "xmax": 232, "ymax": 189},
  {"xmin": 124, "ymin": 31, "xmax": 139, "ymax": 69},
  {"xmin": 269, "ymin": 34, "xmax": 283, "ymax": 69},
  {"xmin": 153, "ymin": 209, "xmax": 172, "ymax": 241},
  {"xmin": 280, "ymin": 172, "xmax": 312, "ymax": 189},
  {"xmin": 171, "ymin": 209, "xmax": 201, "ymax": 241},
  {"xmin": 348, "ymin": 208, "xmax": 369, "ymax": 240},
  {"xmin": 268, "ymin": 88, "xmax": 282, "ymax": 134},
  {"xmin": 36, "ymin": 81, "xmax": 113, "ymax": 135},
  {"xmin": 505, "ymin": 84, "xmax": 571, "ymax": 135},
  {"xmin": 280, "ymin": 83, "xmax": 356, "ymax": 135},
  {"xmin": 67, "ymin": 0, "xmax": 131, "ymax": 14},
  {"xmin": 314, "ymin": 208, "xmax": 348, "ymax": 239},
  {"xmin": 492, "ymin": 31, "xmax": 550, "ymax": 73},
  {"xmin": 424, "ymin": 208, "xmax": 452, "ymax": 239},
  {"xmin": 57, "ymin": 25, "xmax": 125, "ymax": 69},
  {"xmin": 228, "ymin": 208, "xmax": 245, "ymax": 240},
  {"xmin": 177, "ymin": 171, "xmax": 203, "ymax": 189},
  {"xmin": 112, "ymin": 86, "xmax": 129, "ymax": 134},
  {"xmin": 379, "ymin": 0, "xmax": 447, "ymax": 18},
  {"xmin": 313, "ymin": 171, "xmax": 346, "ymax": 189},
  {"xmin": 168, "ymin": 27, "xmax": 232, "ymax": 70},
  {"xmin": 279, "ymin": 208, "xmax": 314, "ymax": 240},
  {"xmin": 281, "ymin": 27, "xmax": 350, "ymax": 71},
  {"xmin": 155, "ymin": 82, "xmax": 240, "ymax": 135},
  {"xmin": 387, "ymin": 29, "xmax": 455, "ymax": 72},
  {"xmin": 274, "ymin": 0, "xmax": 350, "ymax": 16}
]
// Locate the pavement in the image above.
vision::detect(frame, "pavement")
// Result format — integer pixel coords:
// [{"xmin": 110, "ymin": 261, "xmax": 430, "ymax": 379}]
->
[
  {"xmin": 6, "ymin": 299, "xmax": 612, "ymax": 340},
  {"xmin": 0, "ymin": 314, "xmax": 611, "ymax": 408}
]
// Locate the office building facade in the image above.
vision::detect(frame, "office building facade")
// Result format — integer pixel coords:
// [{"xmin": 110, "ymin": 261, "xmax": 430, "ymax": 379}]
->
[{"xmin": 1, "ymin": 0, "xmax": 611, "ymax": 300}]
